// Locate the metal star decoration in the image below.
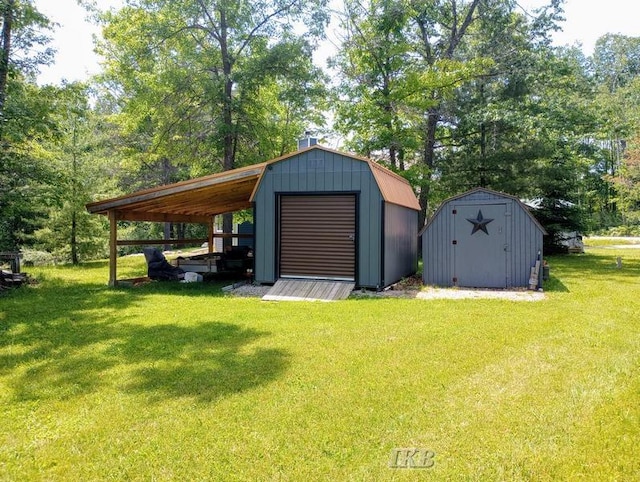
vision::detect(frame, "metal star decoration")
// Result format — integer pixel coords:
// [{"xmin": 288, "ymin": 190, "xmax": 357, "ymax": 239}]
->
[{"xmin": 466, "ymin": 209, "xmax": 493, "ymax": 235}]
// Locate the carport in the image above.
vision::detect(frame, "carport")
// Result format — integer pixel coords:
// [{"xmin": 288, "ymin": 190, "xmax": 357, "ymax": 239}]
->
[{"xmin": 86, "ymin": 163, "xmax": 265, "ymax": 286}]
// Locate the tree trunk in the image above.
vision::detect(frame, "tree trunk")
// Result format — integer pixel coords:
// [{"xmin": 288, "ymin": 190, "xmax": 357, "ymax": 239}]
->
[
  {"xmin": 0, "ymin": 0, "xmax": 15, "ymax": 141},
  {"xmin": 415, "ymin": 0, "xmax": 482, "ymax": 221},
  {"xmin": 71, "ymin": 211, "xmax": 78, "ymax": 265},
  {"xmin": 71, "ymin": 144, "xmax": 79, "ymax": 264},
  {"xmin": 219, "ymin": 7, "xmax": 236, "ymax": 249}
]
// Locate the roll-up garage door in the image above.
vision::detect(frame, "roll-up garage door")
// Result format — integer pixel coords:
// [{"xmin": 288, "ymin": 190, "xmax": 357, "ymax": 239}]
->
[{"xmin": 279, "ymin": 194, "xmax": 356, "ymax": 280}]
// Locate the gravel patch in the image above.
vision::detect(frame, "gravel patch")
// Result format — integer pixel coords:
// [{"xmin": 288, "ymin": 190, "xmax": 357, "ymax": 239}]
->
[
  {"xmin": 230, "ymin": 282, "xmax": 545, "ymax": 301},
  {"xmin": 228, "ymin": 283, "xmax": 271, "ymax": 297},
  {"xmin": 415, "ymin": 287, "xmax": 545, "ymax": 301}
]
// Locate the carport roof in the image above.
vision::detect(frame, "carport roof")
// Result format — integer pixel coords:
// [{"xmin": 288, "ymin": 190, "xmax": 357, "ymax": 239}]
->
[
  {"xmin": 86, "ymin": 145, "xmax": 420, "ymax": 223},
  {"xmin": 86, "ymin": 162, "xmax": 266, "ymax": 223}
]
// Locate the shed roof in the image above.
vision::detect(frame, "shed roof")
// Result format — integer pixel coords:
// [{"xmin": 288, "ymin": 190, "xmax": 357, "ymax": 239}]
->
[
  {"xmin": 419, "ymin": 187, "xmax": 547, "ymax": 235},
  {"xmin": 250, "ymin": 145, "xmax": 421, "ymax": 211},
  {"xmin": 86, "ymin": 145, "xmax": 420, "ymax": 222}
]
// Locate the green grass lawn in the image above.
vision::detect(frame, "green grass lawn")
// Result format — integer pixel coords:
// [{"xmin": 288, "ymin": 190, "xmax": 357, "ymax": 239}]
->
[{"xmin": 1, "ymin": 246, "xmax": 639, "ymax": 481}]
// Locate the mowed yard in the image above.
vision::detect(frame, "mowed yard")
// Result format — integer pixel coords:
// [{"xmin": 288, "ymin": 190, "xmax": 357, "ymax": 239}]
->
[{"xmin": 1, "ymin": 242, "xmax": 639, "ymax": 481}]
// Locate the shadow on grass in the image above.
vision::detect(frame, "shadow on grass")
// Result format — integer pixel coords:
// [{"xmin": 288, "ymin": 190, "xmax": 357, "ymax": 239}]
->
[
  {"xmin": 542, "ymin": 275, "xmax": 569, "ymax": 292},
  {"xmin": 546, "ymin": 252, "xmax": 639, "ymax": 278},
  {"xmin": 540, "ymin": 252, "xmax": 639, "ymax": 293},
  {"xmin": 111, "ymin": 322, "xmax": 289, "ymax": 403},
  {"xmin": 0, "ymin": 276, "xmax": 289, "ymax": 404}
]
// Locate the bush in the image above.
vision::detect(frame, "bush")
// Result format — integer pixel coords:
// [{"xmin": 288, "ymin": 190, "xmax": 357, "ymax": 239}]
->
[
  {"xmin": 595, "ymin": 225, "xmax": 640, "ymax": 237},
  {"xmin": 20, "ymin": 249, "xmax": 59, "ymax": 267}
]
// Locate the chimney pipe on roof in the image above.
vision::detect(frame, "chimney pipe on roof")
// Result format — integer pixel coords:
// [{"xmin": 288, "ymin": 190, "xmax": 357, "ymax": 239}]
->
[{"xmin": 298, "ymin": 131, "xmax": 318, "ymax": 150}]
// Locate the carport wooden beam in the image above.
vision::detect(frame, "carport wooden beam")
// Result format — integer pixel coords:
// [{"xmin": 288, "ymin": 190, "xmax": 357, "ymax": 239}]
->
[
  {"xmin": 109, "ymin": 211, "xmax": 117, "ymax": 286},
  {"xmin": 89, "ymin": 165, "xmax": 264, "ymax": 286},
  {"xmin": 106, "ymin": 209, "xmax": 216, "ymax": 286}
]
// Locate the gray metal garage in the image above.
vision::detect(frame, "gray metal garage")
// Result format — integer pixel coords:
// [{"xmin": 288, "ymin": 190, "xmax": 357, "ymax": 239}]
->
[
  {"xmin": 420, "ymin": 187, "xmax": 547, "ymax": 288},
  {"xmin": 251, "ymin": 146, "xmax": 420, "ymax": 289}
]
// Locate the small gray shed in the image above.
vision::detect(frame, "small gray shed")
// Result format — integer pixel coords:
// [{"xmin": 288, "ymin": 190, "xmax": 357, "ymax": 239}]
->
[
  {"xmin": 420, "ymin": 187, "xmax": 547, "ymax": 288},
  {"xmin": 252, "ymin": 145, "xmax": 421, "ymax": 289}
]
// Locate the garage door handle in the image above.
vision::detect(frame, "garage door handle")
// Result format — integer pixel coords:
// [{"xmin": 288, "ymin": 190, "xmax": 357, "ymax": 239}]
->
[{"xmin": 348, "ymin": 234, "xmax": 355, "ymax": 241}]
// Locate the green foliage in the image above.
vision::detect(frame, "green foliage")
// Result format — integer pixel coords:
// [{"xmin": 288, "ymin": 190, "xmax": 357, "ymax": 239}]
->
[
  {"xmin": 0, "ymin": 1, "xmax": 57, "ymax": 251},
  {"xmin": 2, "ymin": 0, "xmax": 640, "ymax": 272},
  {"xmin": 0, "ymin": 0, "xmax": 55, "ymax": 79},
  {"xmin": 593, "ymin": 34, "xmax": 640, "ymax": 92},
  {"xmin": 0, "ymin": 81, "xmax": 58, "ymax": 251},
  {"xmin": 332, "ymin": 0, "xmax": 576, "ymax": 224},
  {"xmin": 96, "ymin": 0, "xmax": 330, "ymax": 177},
  {"xmin": 596, "ymin": 225, "xmax": 640, "ymax": 236},
  {"xmin": 589, "ymin": 35, "xmax": 640, "ymax": 229},
  {"xmin": 30, "ymin": 83, "xmax": 115, "ymax": 263},
  {"xmin": 333, "ymin": 0, "xmax": 494, "ymax": 174},
  {"xmin": 609, "ymin": 133, "xmax": 640, "ymax": 225},
  {"xmin": 19, "ymin": 247, "xmax": 57, "ymax": 266}
]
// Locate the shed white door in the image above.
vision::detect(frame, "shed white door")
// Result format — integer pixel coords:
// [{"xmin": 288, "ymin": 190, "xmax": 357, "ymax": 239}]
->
[
  {"xmin": 279, "ymin": 194, "xmax": 356, "ymax": 280},
  {"xmin": 452, "ymin": 203, "xmax": 508, "ymax": 288}
]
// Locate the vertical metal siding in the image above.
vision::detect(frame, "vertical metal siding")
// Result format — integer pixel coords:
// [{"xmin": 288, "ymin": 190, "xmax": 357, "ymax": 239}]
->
[
  {"xmin": 384, "ymin": 203, "xmax": 418, "ymax": 285},
  {"xmin": 508, "ymin": 202, "xmax": 543, "ymax": 287},
  {"xmin": 253, "ymin": 151, "xmax": 383, "ymax": 287},
  {"xmin": 423, "ymin": 204, "xmax": 453, "ymax": 286},
  {"xmin": 452, "ymin": 202, "xmax": 508, "ymax": 288},
  {"xmin": 423, "ymin": 192, "xmax": 544, "ymax": 288}
]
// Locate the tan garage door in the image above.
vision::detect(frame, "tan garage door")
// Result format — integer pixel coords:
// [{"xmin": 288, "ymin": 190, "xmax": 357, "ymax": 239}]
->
[{"xmin": 279, "ymin": 194, "xmax": 356, "ymax": 280}]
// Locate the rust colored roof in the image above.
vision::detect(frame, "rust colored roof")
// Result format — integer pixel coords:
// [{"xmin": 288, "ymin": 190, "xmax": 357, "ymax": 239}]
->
[
  {"xmin": 366, "ymin": 159, "xmax": 421, "ymax": 211},
  {"xmin": 250, "ymin": 145, "xmax": 421, "ymax": 211}
]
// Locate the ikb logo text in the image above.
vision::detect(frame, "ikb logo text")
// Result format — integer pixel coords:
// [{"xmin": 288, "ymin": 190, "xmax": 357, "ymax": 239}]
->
[{"xmin": 389, "ymin": 448, "xmax": 435, "ymax": 469}]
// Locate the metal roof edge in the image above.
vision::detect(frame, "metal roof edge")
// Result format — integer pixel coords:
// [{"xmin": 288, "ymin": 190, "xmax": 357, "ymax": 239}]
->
[
  {"xmin": 367, "ymin": 161, "xmax": 421, "ymax": 211},
  {"xmin": 419, "ymin": 187, "xmax": 548, "ymax": 236}
]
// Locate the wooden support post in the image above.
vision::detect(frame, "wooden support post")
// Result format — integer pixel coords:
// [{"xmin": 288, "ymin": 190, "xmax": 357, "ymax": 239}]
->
[
  {"xmin": 208, "ymin": 217, "xmax": 215, "ymax": 254},
  {"xmin": 109, "ymin": 210, "xmax": 118, "ymax": 286}
]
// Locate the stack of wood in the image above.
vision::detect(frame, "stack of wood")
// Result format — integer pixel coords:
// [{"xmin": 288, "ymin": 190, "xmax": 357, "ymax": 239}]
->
[{"xmin": 528, "ymin": 250, "xmax": 542, "ymax": 290}]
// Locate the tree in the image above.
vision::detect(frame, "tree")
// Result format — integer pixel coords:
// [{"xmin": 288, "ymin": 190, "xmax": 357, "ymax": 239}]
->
[
  {"xmin": 0, "ymin": 0, "xmax": 15, "ymax": 124},
  {"xmin": 33, "ymin": 83, "xmax": 113, "ymax": 264},
  {"xmin": 0, "ymin": 0, "xmax": 55, "ymax": 251},
  {"xmin": 590, "ymin": 34, "xmax": 640, "ymax": 225},
  {"xmin": 438, "ymin": 10, "xmax": 597, "ymax": 250},
  {"xmin": 608, "ymin": 120, "xmax": 640, "ymax": 228},
  {"xmin": 332, "ymin": 0, "xmax": 418, "ymax": 169},
  {"xmin": 97, "ymin": 0, "xmax": 330, "ymax": 243},
  {"xmin": 333, "ymin": 0, "xmax": 566, "ymax": 223}
]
